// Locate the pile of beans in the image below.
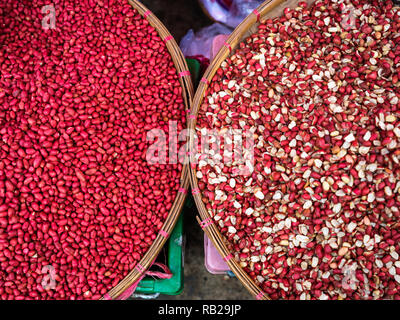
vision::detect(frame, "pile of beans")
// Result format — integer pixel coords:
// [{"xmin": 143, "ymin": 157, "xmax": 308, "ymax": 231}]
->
[
  {"xmin": 0, "ymin": 0, "xmax": 185, "ymax": 299},
  {"xmin": 196, "ymin": 0, "xmax": 400, "ymax": 299}
]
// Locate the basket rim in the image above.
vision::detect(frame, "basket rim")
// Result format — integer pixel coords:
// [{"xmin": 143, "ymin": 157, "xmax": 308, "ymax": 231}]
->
[
  {"xmin": 102, "ymin": 0, "xmax": 193, "ymax": 300},
  {"xmin": 188, "ymin": 0, "xmax": 309, "ymax": 300}
]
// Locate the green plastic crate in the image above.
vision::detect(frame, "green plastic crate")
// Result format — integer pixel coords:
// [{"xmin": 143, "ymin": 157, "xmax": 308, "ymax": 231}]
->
[
  {"xmin": 135, "ymin": 214, "xmax": 184, "ymax": 295},
  {"xmin": 186, "ymin": 58, "xmax": 201, "ymax": 86}
]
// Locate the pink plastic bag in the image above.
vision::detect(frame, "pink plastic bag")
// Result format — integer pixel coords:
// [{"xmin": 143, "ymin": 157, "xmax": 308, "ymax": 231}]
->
[
  {"xmin": 180, "ymin": 23, "xmax": 232, "ymax": 60},
  {"xmin": 198, "ymin": 0, "xmax": 263, "ymax": 28}
]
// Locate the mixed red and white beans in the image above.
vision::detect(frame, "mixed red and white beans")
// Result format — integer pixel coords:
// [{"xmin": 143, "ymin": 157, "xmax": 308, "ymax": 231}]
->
[{"xmin": 196, "ymin": 0, "xmax": 400, "ymax": 299}]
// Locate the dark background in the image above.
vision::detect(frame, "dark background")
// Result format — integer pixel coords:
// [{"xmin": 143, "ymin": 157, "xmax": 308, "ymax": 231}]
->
[{"xmin": 139, "ymin": 0, "xmax": 252, "ymax": 300}]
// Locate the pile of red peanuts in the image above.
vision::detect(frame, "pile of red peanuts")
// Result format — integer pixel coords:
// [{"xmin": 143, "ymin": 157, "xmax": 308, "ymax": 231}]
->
[{"xmin": 0, "ymin": 0, "xmax": 185, "ymax": 299}]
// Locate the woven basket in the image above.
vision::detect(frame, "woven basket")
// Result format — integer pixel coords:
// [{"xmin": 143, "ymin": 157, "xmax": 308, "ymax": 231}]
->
[
  {"xmin": 188, "ymin": 0, "xmax": 316, "ymax": 300},
  {"xmin": 102, "ymin": 0, "xmax": 193, "ymax": 300}
]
